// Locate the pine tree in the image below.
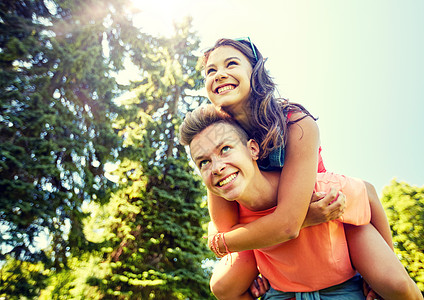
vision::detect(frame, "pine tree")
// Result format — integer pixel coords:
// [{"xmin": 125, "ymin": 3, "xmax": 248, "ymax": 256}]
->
[
  {"xmin": 382, "ymin": 180, "xmax": 424, "ymax": 292},
  {"xmin": 85, "ymin": 19, "xmax": 214, "ymax": 299},
  {"xmin": 0, "ymin": 0, "xmax": 140, "ymax": 296}
]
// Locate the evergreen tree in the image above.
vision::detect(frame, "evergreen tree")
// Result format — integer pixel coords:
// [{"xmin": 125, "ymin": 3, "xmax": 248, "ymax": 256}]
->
[
  {"xmin": 0, "ymin": 0, "xmax": 140, "ymax": 296},
  {"xmin": 0, "ymin": 255, "xmax": 48, "ymax": 298},
  {"xmin": 382, "ymin": 180, "xmax": 424, "ymax": 293},
  {"xmin": 85, "ymin": 19, "xmax": 213, "ymax": 299}
]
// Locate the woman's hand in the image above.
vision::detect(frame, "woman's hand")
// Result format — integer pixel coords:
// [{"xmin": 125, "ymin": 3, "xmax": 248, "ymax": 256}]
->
[{"xmin": 302, "ymin": 188, "xmax": 346, "ymax": 228}]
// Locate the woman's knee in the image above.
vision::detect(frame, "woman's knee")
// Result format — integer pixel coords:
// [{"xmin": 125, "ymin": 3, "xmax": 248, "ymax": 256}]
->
[
  {"xmin": 210, "ymin": 273, "xmax": 241, "ymax": 299},
  {"xmin": 363, "ymin": 181, "xmax": 378, "ymax": 202},
  {"xmin": 210, "ymin": 251, "xmax": 258, "ymax": 299}
]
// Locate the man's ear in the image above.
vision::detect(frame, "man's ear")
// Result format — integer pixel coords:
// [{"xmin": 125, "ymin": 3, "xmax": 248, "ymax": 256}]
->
[{"xmin": 247, "ymin": 139, "xmax": 260, "ymax": 160}]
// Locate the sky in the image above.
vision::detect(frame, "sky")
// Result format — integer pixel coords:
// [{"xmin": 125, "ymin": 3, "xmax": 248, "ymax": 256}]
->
[{"xmin": 125, "ymin": 0, "xmax": 424, "ymax": 195}]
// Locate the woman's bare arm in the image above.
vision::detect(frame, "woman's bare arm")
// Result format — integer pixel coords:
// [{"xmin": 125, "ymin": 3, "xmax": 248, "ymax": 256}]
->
[{"xmin": 216, "ymin": 114, "xmax": 326, "ymax": 251}]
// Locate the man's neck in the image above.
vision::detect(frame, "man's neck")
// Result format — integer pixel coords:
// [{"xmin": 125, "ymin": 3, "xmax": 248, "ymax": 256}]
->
[{"xmin": 237, "ymin": 170, "xmax": 280, "ymax": 211}]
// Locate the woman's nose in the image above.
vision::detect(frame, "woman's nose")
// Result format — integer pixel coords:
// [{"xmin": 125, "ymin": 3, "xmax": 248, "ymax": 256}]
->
[{"xmin": 215, "ymin": 70, "xmax": 228, "ymax": 82}]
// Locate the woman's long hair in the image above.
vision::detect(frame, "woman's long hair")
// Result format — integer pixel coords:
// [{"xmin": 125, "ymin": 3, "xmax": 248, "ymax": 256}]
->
[{"xmin": 203, "ymin": 38, "xmax": 316, "ymax": 160}]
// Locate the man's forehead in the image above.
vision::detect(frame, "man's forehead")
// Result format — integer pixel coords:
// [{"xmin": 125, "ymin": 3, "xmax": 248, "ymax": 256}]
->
[
  {"xmin": 203, "ymin": 122, "xmax": 238, "ymax": 139},
  {"xmin": 190, "ymin": 123, "xmax": 241, "ymax": 157}
]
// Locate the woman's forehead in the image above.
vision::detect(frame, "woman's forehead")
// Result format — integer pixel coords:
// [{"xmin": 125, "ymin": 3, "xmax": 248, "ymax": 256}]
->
[{"xmin": 206, "ymin": 46, "xmax": 247, "ymax": 64}]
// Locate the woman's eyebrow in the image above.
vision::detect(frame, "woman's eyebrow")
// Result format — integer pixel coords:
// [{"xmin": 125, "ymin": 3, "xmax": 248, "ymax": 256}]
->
[
  {"xmin": 205, "ymin": 63, "xmax": 216, "ymax": 70},
  {"xmin": 224, "ymin": 56, "xmax": 241, "ymax": 63},
  {"xmin": 206, "ymin": 57, "xmax": 241, "ymax": 69}
]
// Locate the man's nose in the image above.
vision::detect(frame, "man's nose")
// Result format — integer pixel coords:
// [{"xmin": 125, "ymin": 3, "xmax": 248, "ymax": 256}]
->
[{"xmin": 212, "ymin": 159, "xmax": 226, "ymax": 175}]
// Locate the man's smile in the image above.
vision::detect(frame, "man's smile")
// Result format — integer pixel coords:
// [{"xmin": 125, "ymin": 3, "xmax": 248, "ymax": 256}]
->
[{"xmin": 217, "ymin": 172, "xmax": 238, "ymax": 187}]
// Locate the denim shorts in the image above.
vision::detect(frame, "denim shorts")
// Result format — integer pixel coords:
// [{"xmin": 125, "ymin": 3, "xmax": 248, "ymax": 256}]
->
[{"xmin": 261, "ymin": 274, "xmax": 365, "ymax": 300}]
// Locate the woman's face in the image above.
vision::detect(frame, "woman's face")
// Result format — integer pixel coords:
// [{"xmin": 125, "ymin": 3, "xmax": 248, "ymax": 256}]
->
[{"xmin": 204, "ymin": 46, "xmax": 253, "ymax": 114}]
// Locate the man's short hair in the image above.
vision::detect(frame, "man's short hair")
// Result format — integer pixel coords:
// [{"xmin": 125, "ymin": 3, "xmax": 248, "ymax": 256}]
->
[{"xmin": 179, "ymin": 104, "xmax": 249, "ymax": 146}]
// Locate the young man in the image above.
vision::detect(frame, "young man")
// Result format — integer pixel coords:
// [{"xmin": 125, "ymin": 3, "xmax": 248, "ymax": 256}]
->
[{"xmin": 179, "ymin": 104, "xmax": 422, "ymax": 300}]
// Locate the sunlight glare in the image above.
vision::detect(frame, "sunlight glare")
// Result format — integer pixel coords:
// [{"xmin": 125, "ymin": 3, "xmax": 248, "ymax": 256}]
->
[
  {"xmin": 115, "ymin": 0, "xmax": 194, "ymax": 85},
  {"xmin": 115, "ymin": 55, "xmax": 143, "ymax": 85},
  {"xmin": 130, "ymin": 0, "xmax": 192, "ymax": 37}
]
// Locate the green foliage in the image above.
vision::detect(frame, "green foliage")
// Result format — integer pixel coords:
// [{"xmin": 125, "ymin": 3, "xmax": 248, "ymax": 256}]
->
[
  {"xmin": 84, "ymin": 20, "xmax": 213, "ymax": 299},
  {"xmin": 0, "ymin": 0, "xmax": 142, "ymax": 296},
  {"xmin": 1, "ymin": 0, "xmax": 213, "ymax": 297},
  {"xmin": 38, "ymin": 253, "xmax": 107, "ymax": 299},
  {"xmin": 0, "ymin": 256, "xmax": 48, "ymax": 298},
  {"xmin": 382, "ymin": 180, "xmax": 424, "ymax": 292}
]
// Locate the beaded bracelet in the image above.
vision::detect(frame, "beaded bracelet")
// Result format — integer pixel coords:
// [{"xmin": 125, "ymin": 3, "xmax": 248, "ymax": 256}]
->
[
  {"xmin": 208, "ymin": 234, "xmax": 218, "ymax": 256},
  {"xmin": 209, "ymin": 232, "xmax": 226, "ymax": 258},
  {"xmin": 207, "ymin": 233, "xmax": 218, "ymax": 256},
  {"xmin": 221, "ymin": 232, "xmax": 231, "ymax": 255},
  {"xmin": 214, "ymin": 233, "xmax": 226, "ymax": 258}
]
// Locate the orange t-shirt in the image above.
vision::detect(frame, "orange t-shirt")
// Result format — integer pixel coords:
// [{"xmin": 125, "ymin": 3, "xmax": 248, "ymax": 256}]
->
[{"xmin": 238, "ymin": 172, "xmax": 371, "ymax": 292}]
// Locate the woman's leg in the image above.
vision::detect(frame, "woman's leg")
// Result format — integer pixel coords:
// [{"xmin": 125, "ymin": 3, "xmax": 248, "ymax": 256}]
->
[
  {"xmin": 210, "ymin": 250, "xmax": 259, "ymax": 300},
  {"xmin": 345, "ymin": 223, "xmax": 423, "ymax": 300}
]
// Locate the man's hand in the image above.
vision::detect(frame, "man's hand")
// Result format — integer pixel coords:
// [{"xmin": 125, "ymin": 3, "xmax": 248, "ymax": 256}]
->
[
  {"xmin": 249, "ymin": 275, "xmax": 270, "ymax": 299},
  {"xmin": 302, "ymin": 188, "xmax": 346, "ymax": 228},
  {"xmin": 363, "ymin": 280, "xmax": 383, "ymax": 300}
]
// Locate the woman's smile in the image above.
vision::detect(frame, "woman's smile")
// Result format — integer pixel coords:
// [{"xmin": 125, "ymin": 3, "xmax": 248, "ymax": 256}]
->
[{"xmin": 216, "ymin": 84, "xmax": 236, "ymax": 95}]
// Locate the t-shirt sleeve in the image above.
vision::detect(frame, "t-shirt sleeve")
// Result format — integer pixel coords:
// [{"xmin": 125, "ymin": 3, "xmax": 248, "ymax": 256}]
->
[{"xmin": 314, "ymin": 172, "xmax": 371, "ymax": 225}]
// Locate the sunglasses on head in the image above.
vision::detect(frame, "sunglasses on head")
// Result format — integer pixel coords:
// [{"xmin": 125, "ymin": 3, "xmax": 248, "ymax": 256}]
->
[{"xmin": 235, "ymin": 37, "xmax": 258, "ymax": 62}]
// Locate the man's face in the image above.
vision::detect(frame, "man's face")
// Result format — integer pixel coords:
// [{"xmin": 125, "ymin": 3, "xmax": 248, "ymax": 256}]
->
[{"xmin": 190, "ymin": 122, "xmax": 258, "ymax": 201}]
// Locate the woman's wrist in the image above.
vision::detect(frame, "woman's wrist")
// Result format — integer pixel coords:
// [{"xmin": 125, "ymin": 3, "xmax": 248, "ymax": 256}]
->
[{"xmin": 209, "ymin": 232, "xmax": 231, "ymax": 258}]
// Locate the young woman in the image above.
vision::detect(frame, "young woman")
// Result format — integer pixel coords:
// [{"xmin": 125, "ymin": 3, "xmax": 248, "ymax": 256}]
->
[{"xmin": 197, "ymin": 38, "xmax": 422, "ymax": 299}]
